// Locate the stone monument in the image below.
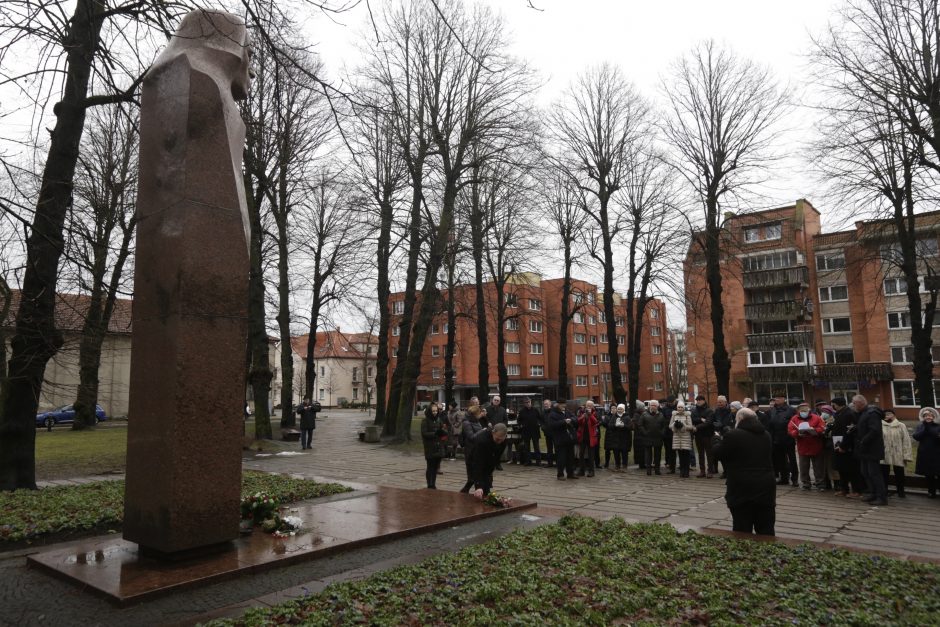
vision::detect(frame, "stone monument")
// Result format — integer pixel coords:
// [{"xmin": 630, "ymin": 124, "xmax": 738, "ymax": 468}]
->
[{"xmin": 123, "ymin": 10, "xmax": 252, "ymax": 555}]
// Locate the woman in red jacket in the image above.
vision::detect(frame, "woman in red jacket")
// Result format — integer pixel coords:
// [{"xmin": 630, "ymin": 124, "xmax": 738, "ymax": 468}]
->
[
  {"xmin": 576, "ymin": 401, "xmax": 600, "ymax": 477},
  {"xmin": 787, "ymin": 401, "xmax": 827, "ymax": 491}
]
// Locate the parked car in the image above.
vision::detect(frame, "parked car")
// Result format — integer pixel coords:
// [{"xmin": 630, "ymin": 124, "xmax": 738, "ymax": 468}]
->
[{"xmin": 35, "ymin": 404, "xmax": 107, "ymax": 428}]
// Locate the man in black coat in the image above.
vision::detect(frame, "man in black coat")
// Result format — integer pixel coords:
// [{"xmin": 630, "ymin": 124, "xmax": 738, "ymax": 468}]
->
[
  {"xmin": 713, "ymin": 408, "xmax": 776, "ymax": 535},
  {"xmin": 546, "ymin": 400, "xmax": 578, "ymax": 480},
  {"xmin": 484, "ymin": 396, "xmax": 508, "ymax": 470},
  {"xmin": 518, "ymin": 397, "xmax": 542, "ymax": 466},
  {"xmin": 468, "ymin": 423, "xmax": 509, "ymax": 498},
  {"xmin": 540, "ymin": 399, "xmax": 555, "ymax": 467},
  {"xmin": 295, "ymin": 396, "xmax": 321, "ymax": 450},
  {"xmin": 852, "ymin": 394, "xmax": 887, "ymax": 505},
  {"xmin": 690, "ymin": 395, "xmax": 717, "ymax": 477},
  {"xmin": 768, "ymin": 393, "xmax": 798, "ymax": 486}
]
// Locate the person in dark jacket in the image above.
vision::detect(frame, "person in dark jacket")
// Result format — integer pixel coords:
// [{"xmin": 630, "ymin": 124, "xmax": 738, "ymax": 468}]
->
[
  {"xmin": 829, "ymin": 397, "xmax": 862, "ymax": 496},
  {"xmin": 468, "ymin": 424, "xmax": 509, "ymax": 498},
  {"xmin": 517, "ymin": 397, "xmax": 542, "ymax": 466},
  {"xmin": 749, "ymin": 400, "xmax": 771, "ymax": 431},
  {"xmin": 913, "ymin": 407, "xmax": 940, "ymax": 497},
  {"xmin": 852, "ymin": 394, "xmax": 887, "ymax": 505},
  {"xmin": 540, "ymin": 399, "xmax": 555, "ymax": 467},
  {"xmin": 603, "ymin": 403, "xmax": 631, "ymax": 471},
  {"xmin": 713, "ymin": 408, "xmax": 776, "ymax": 535},
  {"xmin": 484, "ymin": 396, "xmax": 508, "ymax": 470},
  {"xmin": 295, "ymin": 396, "xmax": 321, "ymax": 450},
  {"xmin": 631, "ymin": 400, "xmax": 647, "ymax": 468},
  {"xmin": 420, "ymin": 402, "xmax": 447, "ymax": 489},
  {"xmin": 690, "ymin": 395, "xmax": 717, "ymax": 477},
  {"xmin": 546, "ymin": 400, "xmax": 578, "ymax": 480},
  {"xmin": 714, "ymin": 396, "xmax": 734, "ymax": 434},
  {"xmin": 576, "ymin": 401, "xmax": 600, "ymax": 477},
  {"xmin": 637, "ymin": 400, "xmax": 668, "ymax": 475},
  {"xmin": 768, "ymin": 393, "xmax": 798, "ymax": 486},
  {"xmin": 459, "ymin": 405, "xmax": 486, "ymax": 493},
  {"xmin": 661, "ymin": 397, "xmax": 676, "ymax": 473}
]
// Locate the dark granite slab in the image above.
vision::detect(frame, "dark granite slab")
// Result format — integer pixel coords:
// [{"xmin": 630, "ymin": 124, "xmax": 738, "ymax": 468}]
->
[{"xmin": 26, "ymin": 487, "xmax": 535, "ymax": 606}]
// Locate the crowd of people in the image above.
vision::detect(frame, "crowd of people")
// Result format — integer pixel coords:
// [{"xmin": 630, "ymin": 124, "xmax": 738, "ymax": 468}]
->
[{"xmin": 417, "ymin": 391, "xmax": 940, "ymax": 534}]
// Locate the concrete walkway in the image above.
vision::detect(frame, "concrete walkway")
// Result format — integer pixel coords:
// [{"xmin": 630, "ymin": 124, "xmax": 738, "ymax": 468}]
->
[{"xmin": 246, "ymin": 409, "xmax": 940, "ymax": 561}]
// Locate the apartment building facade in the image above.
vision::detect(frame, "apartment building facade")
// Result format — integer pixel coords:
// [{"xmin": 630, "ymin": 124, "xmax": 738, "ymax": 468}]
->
[
  {"xmin": 282, "ymin": 329, "xmax": 378, "ymax": 408},
  {"xmin": 684, "ymin": 198, "xmax": 940, "ymax": 419},
  {"xmin": 387, "ymin": 273, "xmax": 672, "ymax": 406}
]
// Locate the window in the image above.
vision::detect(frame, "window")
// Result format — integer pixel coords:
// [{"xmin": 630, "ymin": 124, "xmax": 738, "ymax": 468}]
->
[
  {"xmin": 891, "ymin": 346, "xmax": 914, "ymax": 364},
  {"xmin": 528, "ymin": 298, "xmax": 542, "ymax": 311},
  {"xmin": 319, "ymin": 388, "xmax": 325, "ymax": 401},
  {"xmin": 529, "ymin": 320, "xmax": 543, "ymax": 333},
  {"xmin": 530, "ymin": 343, "xmax": 544, "ymax": 354},
  {"xmin": 392, "ymin": 325, "xmax": 401, "ymax": 336},
  {"xmin": 431, "ymin": 323, "xmax": 440, "ymax": 335},
  {"xmin": 530, "ymin": 365, "xmax": 544, "ymax": 377},
  {"xmin": 367, "ymin": 366, "xmax": 373, "ymax": 377},
  {"xmin": 618, "ymin": 355, "xmax": 626, "ymax": 364},
  {"xmin": 392, "ymin": 347, "xmax": 398, "ymax": 357},
  {"xmin": 653, "ymin": 363, "xmax": 663, "ymax": 373},
  {"xmin": 617, "ymin": 335, "xmax": 625, "ymax": 345},
  {"xmin": 588, "ymin": 315, "xmax": 596, "ymax": 325},
  {"xmin": 652, "ymin": 344, "xmax": 662, "ymax": 355},
  {"xmin": 750, "ymin": 320, "xmax": 797, "ymax": 334},
  {"xmin": 574, "ymin": 333, "xmax": 586, "ymax": 344},
  {"xmin": 615, "ymin": 316, "xmax": 624, "ymax": 327},
  {"xmin": 603, "ymin": 373, "xmax": 611, "ymax": 382},
  {"xmin": 891, "ymin": 380, "xmax": 940, "ymax": 407},
  {"xmin": 505, "ymin": 318, "xmax": 519, "ymax": 331},
  {"xmin": 575, "ymin": 354, "xmax": 587, "ymax": 365},
  {"xmin": 600, "ymin": 333, "xmax": 608, "ymax": 343},
  {"xmin": 753, "ymin": 382, "xmax": 803, "ymax": 405},
  {"xmin": 431, "ymin": 345, "xmax": 440, "ymax": 357},
  {"xmin": 888, "ymin": 311, "xmax": 912, "ymax": 329},
  {"xmin": 443, "ymin": 322, "xmax": 449, "ymax": 334},
  {"xmin": 819, "ymin": 285, "xmax": 849, "ymax": 302},
  {"xmin": 816, "ymin": 252, "xmax": 846, "ymax": 271},
  {"xmin": 824, "ymin": 349, "xmax": 854, "ymax": 364},
  {"xmin": 651, "ymin": 327, "xmax": 661, "ymax": 336},
  {"xmin": 576, "ymin": 375, "xmax": 587, "ymax": 387},
  {"xmin": 352, "ymin": 367, "xmax": 360, "ymax": 382},
  {"xmin": 505, "ymin": 293, "xmax": 518, "ymax": 308},
  {"xmin": 744, "ymin": 222, "xmax": 781, "ymax": 242},
  {"xmin": 829, "ymin": 381, "xmax": 859, "ymax": 401},
  {"xmin": 572, "ymin": 293, "xmax": 583, "ymax": 305},
  {"xmin": 742, "ymin": 250, "xmax": 799, "ymax": 272},
  {"xmin": 882, "ymin": 239, "xmax": 940, "ymax": 262},
  {"xmin": 588, "ymin": 292, "xmax": 596, "ymax": 304},
  {"xmin": 601, "ymin": 353, "xmax": 610, "ymax": 363},
  {"xmin": 744, "ymin": 227, "xmax": 760, "ymax": 243},
  {"xmin": 884, "ymin": 277, "xmax": 908, "ymax": 295},
  {"xmin": 650, "ymin": 308, "xmax": 659, "ymax": 319},
  {"xmin": 822, "ymin": 317, "xmax": 851, "ymax": 334},
  {"xmin": 590, "ymin": 335, "xmax": 597, "ymax": 345},
  {"xmin": 507, "ymin": 364, "xmax": 520, "ymax": 376},
  {"xmin": 591, "ymin": 355, "xmax": 598, "ymax": 365},
  {"xmin": 748, "ymin": 350, "xmax": 809, "ymax": 366},
  {"xmin": 393, "ymin": 301, "xmax": 404, "ymax": 314},
  {"xmin": 505, "ymin": 342, "xmax": 520, "ymax": 354},
  {"xmin": 432, "ymin": 368, "xmax": 441, "ymax": 379},
  {"xmin": 352, "ymin": 388, "xmax": 359, "ymax": 400},
  {"xmin": 592, "ymin": 375, "xmax": 599, "ymax": 385},
  {"xmin": 320, "ymin": 366, "xmax": 325, "ymax": 377},
  {"xmin": 598, "ymin": 312, "xmax": 607, "ymax": 323},
  {"xmin": 573, "ymin": 312, "xmax": 584, "ymax": 324},
  {"xmin": 655, "ymin": 381, "xmax": 664, "ymax": 391},
  {"xmin": 765, "ymin": 223, "xmax": 782, "ymax": 240}
]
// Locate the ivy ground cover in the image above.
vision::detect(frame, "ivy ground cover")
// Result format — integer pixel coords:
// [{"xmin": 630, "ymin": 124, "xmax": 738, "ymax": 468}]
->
[
  {"xmin": 0, "ymin": 472, "xmax": 350, "ymax": 545},
  {"xmin": 210, "ymin": 515, "xmax": 940, "ymax": 626}
]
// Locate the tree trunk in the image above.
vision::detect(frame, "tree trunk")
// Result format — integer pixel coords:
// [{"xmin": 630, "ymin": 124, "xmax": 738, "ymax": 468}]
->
[
  {"xmin": 704, "ymin": 197, "xmax": 730, "ymax": 397},
  {"xmin": 304, "ymin": 295, "xmax": 322, "ymax": 402},
  {"xmin": 274, "ymin": 211, "xmax": 295, "ymax": 427},
  {"xmin": 444, "ymin": 254, "xmax": 457, "ymax": 407},
  {"xmin": 600, "ymin": 195, "xmax": 626, "ymax": 404},
  {"xmin": 0, "ymin": 0, "xmax": 104, "ymax": 491},
  {"xmin": 372, "ymin": 194, "xmax": 393, "ymax": 426},
  {"xmin": 0, "ymin": 278, "xmax": 10, "ymax": 383},
  {"xmin": 495, "ymin": 281, "xmax": 508, "ymax": 401},
  {"xmin": 558, "ymin": 249, "xmax": 573, "ymax": 401},
  {"xmin": 469, "ymin": 173, "xmax": 489, "ymax": 400},
  {"xmin": 245, "ymin": 173, "xmax": 273, "ymax": 439}
]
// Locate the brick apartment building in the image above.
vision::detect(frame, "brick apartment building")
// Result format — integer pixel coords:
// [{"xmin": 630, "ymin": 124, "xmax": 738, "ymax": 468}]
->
[
  {"xmin": 388, "ymin": 273, "xmax": 671, "ymax": 407},
  {"xmin": 684, "ymin": 198, "xmax": 940, "ymax": 420}
]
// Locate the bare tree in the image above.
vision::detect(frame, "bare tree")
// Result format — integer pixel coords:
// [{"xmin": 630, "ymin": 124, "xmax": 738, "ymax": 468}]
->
[
  {"xmin": 550, "ymin": 63, "xmax": 649, "ymax": 404},
  {"xmin": 64, "ymin": 104, "xmax": 138, "ymax": 430},
  {"xmin": 661, "ymin": 41, "xmax": 788, "ymax": 398}
]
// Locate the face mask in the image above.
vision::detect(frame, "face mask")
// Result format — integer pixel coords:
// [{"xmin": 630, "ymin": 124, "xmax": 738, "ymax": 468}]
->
[{"xmin": 799, "ymin": 411, "xmax": 808, "ymax": 419}]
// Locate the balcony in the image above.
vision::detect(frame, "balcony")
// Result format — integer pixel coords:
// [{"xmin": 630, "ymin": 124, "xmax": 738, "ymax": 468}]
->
[
  {"xmin": 814, "ymin": 362, "xmax": 894, "ymax": 382},
  {"xmin": 743, "ymin": 266, "xmax": 809, "ymax": 289},
  {"xmin": 745, "ymin": 331, "xmax": 814, "ymax": 351},
  {"xmin": 744, "ymin": 300, "xmax": 804, "ymax": 321},
  {"xmin": 747, "ymin": 365, "xmax": 814, "ymax": 383}
]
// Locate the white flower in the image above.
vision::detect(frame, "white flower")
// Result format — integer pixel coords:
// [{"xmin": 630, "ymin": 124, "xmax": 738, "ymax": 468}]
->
[{"xmin": 281, "ymin": 516, "xmax": 303, "ymax": 530}]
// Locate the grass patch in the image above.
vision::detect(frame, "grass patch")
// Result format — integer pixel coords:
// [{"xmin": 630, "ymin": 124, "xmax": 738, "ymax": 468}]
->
[
  {"xmin": 35, "ymin": 425, "xmax": 128, "ymax": 481},
  {"xmin": 206, "ymin": 516, "xmax": 940, "ymax": 626},
  {"xmin": 0, "ymin": 471, "xmax": 350, "ymax": 546}
]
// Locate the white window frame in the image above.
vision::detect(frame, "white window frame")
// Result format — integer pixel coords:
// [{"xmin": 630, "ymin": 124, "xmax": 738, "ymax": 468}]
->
[
  {"xmin": 431, "ymin": 323, "xmax": 440, "ymax": 335},
  {"xmin": 507, "ymin": 364, "xmax": 520, "ymax": 376},
  {"xmin": 651, "ymin": 326, "xmax": 661, "ymax": 337},
  {"xmin": 601, "ymin": 353, "xmax": 610, "ymax": 363},
  {"xmin": 573, "ymin": 312, "xmax": 585, "ymax": 324},
  {"xmin": 575, "ymin": 354, "xmax": 587, "ymax": 365},
  {"xmin": 650, "ymin": 308, "xmax": 659, "ymax": 319},
  {"xmin": 816, "ymin": 252, "xmax": 845, "ymax": 271},
  {"xmin": 652, "ymin": 344, "xmax": 662, "ymax": 355},
  {"xmin": 588, "ymin": 315, "xmax": 596, "ymax": 325},
  {"xmin": 653, "ymin": 363, "xmax": 663, "ymax": 373},
  {"xmin": 591, "ymin": 355, "xmax": 598, "ymax": 365},
  {"xmin": 530, "ymin": 343, "xmax": 543, "ymax": 355},
  {"xmin": 393, "ymin": 301, "xmax": 404, "ymax": 315},
  {"xmin": 505, "ymin": 293, "xmax": 518, "ymax": 308},
  {"xmin": 529, "ymin": 320, "xmax": 543, "ymax": 333},
  {"xmin": 888, "ymin": 311, "xmax": 912, "ymax": 329},
  {"xmin": 748, "ymin": 349, "xmax": 810, "ymax": 367},
  {"xmin": 528, "ymin": 298, "xmax": 542, "ymax": 311},
  {"xmin": 618, "ymin": 354, "xmax": 626, "ymax": 364},
  {"xmin": 575, "ymin": 375, "xmax": 587, "ymax": 387},
  {"xmin": 530, "ymin": 365, "xmax": 544, "ymax": 378},
  {"xmin": 505, "ymin": 318, "xmax": 519, "ymax": 331},
  {"xmin": 392, "ymin": 325, "xmax": 401, "ymax": 337},
  {"xmin": 432, "ymin": 367, "xmax": 441, "ymax": 379},
  {"xmin": 824, "ymin": 348, "xmax": 854, "ymax": 364},
  {"xmin": 574, "ymin": 333, "xmax": 586, "ymax": 344},
  {"xmin": 600, "ymin": 334, "xmax": 608, "ymax": 344},
  {"xmin": 505, "ymin": 342, "xmax": 520, "ymax": 354},
  {"xmin": 819, "ymin": 285, "xmax": 849, "ymax": 302},
  {"xmin": 617, "ymin": 335, "xmax": 625, "ymax": 345},
  {"xmin": 821, "ymin": 317, "xmax": 852, "ymax": 334},
  {"xmin": 431, "ymin": 345, "xmax": 440, "ymax": 357}
]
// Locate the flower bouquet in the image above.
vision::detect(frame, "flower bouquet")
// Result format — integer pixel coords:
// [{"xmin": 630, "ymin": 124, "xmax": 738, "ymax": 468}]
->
[
  {"xmin": 483, "ymin": 492, "xmax": 513, "ymax": 508},
  {"xmin": 241, "ymin": 492, "xmax": 279, "ymax": 525},
  {"xmin": 261, "ymin": 514, "xmax": 304, "ymax": 537}
]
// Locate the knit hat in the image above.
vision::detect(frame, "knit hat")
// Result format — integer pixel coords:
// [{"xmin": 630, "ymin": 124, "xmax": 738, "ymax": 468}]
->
[
  {"xmin": 616, "ymin": 404, "xmax": 626, "ymax": 412},
  {"xmin": 919, "ymin": 407, "xmax": 939, "ymax": 422},
  {"xmin": 729, "ymin": 401, "xmax": 742, "ymax": 411}
]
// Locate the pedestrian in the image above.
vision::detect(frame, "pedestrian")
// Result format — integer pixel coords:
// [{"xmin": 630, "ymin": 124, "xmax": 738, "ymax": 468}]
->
[
  {"xmin": 768, "ymin": 393, "xmax": 798, "ymax": 486},
  {"xmin": 459, "ymin": 405, "xmax": 486, "ymax": 493},
  {"xmin": 787, "ymin": 401, "xmax": 826, "ymax": 491},
  {"xmin": 547, "ymin": 399, "xmax": 578, "ymax": 480},
  {"xmin": 818, "ymin": 403, "xmax": 836, "ymax": 490},
  {"xmin": 690, "ymin": 395, "xmax": 717, "ymax": 478},
  {"xmin": 420, "ymin": 402, "xmax": 447, "ymax": 489},
  {"xmin": 713, "ymin": 408, "xmax": 776, "ymax": 536},
  {"xmin": 518, "ymin": 397, "xmax": 542, "ymax": 466},
  {"xmin": 632, "ymin": 400, "xmax": 647, "ymax": 468},
  {"xmin": 468, "ymin": 423, "xmax": 509, "ymax": 498},
  {"xmin": 661, "ymin": 396, "xmax": 677, "ymax": 474},
  {"xmin": 576, "ymin": 400, "xmax": 600, "ymax": 477},
  {"xmin": 637, "ymin": 400, "xmax": 668, "ymax": 475},
  {"xmin": 540, "ymin": 399, "xmax": 555, "ymax": 467},
  {"xmin": 879, "ymin": 409, "xmax": 912, "ymax": 498},
  {"xmin": 748, "ymin": 400, "xmax": 771, "ymax": 431},
  {"xmin": 853, "ymin": 394, "xmax": 888, "ymax": 506},
  {"xmin": 484, "ymin": 395, "xmax": 507, "ymax": 470},
  {"xmin": 714, "ymin": 396, "xmax": 734, "ymax": 435},
  {"xmin": 295, "ymin": 396, "xmax": 321, "ymax": 451},
  {"xmin": 445, "ymin": 401, "xmax": 463, "ymax": 460},
  {"xmin": 670, "ymin": 401, "xmax": 696, "ymax": 478},
  {"xmin": 913, "ymin": 407, "xmax": 940, "ymax": 498},
  {"xmin": 830, "ymin": 397, "xmax": 862, "ymax": 497},
  {"xmin": 603, "ymin": 403, "xmax": 631, "ymax": 471}
]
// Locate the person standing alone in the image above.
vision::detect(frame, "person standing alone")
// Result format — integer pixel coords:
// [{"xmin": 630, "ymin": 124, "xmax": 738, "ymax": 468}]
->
[
  {"xmin": 421, "ymin": 402, "xmax": 447, "ymax": 489},
  {"xmin": 295, "ymin": 396, "xmax": 321, "ymax": 451},
  {"xmin": 853, "ymin": 394, "xmax": 888, "ymax": 506}
]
